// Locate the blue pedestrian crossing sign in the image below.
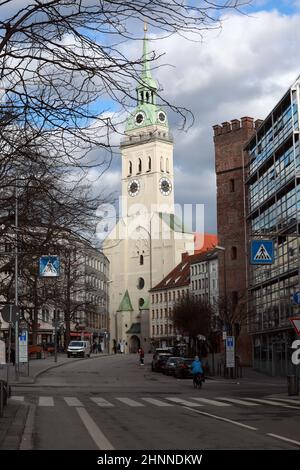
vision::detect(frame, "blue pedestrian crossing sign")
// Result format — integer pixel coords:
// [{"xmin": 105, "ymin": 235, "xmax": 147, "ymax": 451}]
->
[
  {"xmin": 250, "ymin": 240, "xmax": 274, "ymax": 265},
  {"xmin": 39, "ymin": 255, "xmax": 60, "ymax": 277},
  {"xmin": 292, "ymin": 292, "xmax": 300, "ymax": 305}
]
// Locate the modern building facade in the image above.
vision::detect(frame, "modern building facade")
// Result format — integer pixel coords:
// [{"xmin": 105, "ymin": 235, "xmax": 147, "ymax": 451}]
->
[{"xmin": 244, "ymin": 76, "xmax": 300, "ymax": 376}]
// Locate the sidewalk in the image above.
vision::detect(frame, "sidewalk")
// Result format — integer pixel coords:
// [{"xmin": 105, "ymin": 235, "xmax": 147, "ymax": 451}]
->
[
  {"xmin": 0, "ymin": 352, "xmax": 110, "ymax": 385},
  {"xmin": 0, "ymin": 352, "xmax": 110, "ymax": 449},
  {"xmin": 209, "ymin": 366, "xmax": 289, "ymax": 386}
]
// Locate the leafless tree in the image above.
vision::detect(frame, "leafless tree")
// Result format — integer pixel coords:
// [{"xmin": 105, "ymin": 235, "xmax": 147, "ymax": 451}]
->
[{"xmin": 173, "ymin": 294, "xmax": 214, "ymax": 355}]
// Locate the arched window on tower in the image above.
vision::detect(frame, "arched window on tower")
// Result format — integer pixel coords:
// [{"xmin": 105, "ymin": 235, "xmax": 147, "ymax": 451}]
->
[
  {"xmin": 146, "ymin": 91, "xmax": 150, "ymax": 103},
  {"xmin": 148, "ymin": 156, "xmax": 151, "ymax": 172},
  {"xmin": 140, "ymin": 255, "xmax": 144, "ymax": 265},
  {"xmin": 151, "ymin": 91, "xmax": 154, "ymax": 104},
  {"xmin": 128, "ymin": 160, "xmax": 132, "ymax": 175},
  {"xmin": 166, "ymin": 158, "xmax": 169, "ymax": 173},
  {"xmin": 140, "ymin": 91, "xmax": 144, "ymax": 104},
  {"xmin": 160, "ymin": 156, "xmax": 164, "ymax": 172},
  {"xmin": 138, "ymin": 158, "xmax": 142, "ymax": 173}
]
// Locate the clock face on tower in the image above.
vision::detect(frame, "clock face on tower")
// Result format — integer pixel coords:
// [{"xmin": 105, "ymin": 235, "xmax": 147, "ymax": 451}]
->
[
  {"xmin": 159, "ymin": 177, "xmax": 172, "ymax": 196},
  {"xmin": 128, "ymin": 179, "xmax": 140, "ymax": 197},
  {"xmin": 135, "ymin": 112, "xmax": 145, "ymax": 125},
  {"xmin": 158, "ymin": 111, "xmax": 166, "ymax": 123}
]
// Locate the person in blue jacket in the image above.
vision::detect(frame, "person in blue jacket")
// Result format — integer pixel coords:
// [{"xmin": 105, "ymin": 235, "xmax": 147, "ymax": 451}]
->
[{"xmin": 191, "ymin": 355, "xmax": 203, "ymax": 383}]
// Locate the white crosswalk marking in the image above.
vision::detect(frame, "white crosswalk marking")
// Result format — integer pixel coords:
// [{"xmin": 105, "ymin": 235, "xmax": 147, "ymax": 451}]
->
[
  {"xmin": 245, "ymin": 398, "xmax": 300, "ymax": 409},
  {"xmin": 190, "ymin": 397, "xmax": 231, "ymax": 407},
  {"xmin": 64, "ymin": 397, "xmax": 83, "ymax": 407},
  {"xmin": 216, "ymin": 397, "xmax": 260, "ymax": 406},
  {"xmin": 267, "ymin": 398, "xmax": 300, "ymax": 406},
  {"xmin": 141, "ymin": 398, "xmax": 174, "ymax": 407},
  {"xmin": 90, "ymin": 397, "xmax": 114, "ymax": 407},
  {"xmin": 115, "ymin": 397, "xmax": 145, "ymax": 407},
  {"xmin": 38, "ymin": 396, "xmax": 54, "ymax": 407},
  {"xmin": 10, "ymin": 396, "xmax": 24, "ymax": 402},
  {"xmin": 166, "ymin": 397, "xmax": 203, "ymax": 407}
]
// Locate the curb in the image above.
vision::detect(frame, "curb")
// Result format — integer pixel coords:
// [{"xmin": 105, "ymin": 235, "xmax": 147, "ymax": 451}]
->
[{"xmin": 11, "ymin": 354, "xmax": 111, "ymax": 386}]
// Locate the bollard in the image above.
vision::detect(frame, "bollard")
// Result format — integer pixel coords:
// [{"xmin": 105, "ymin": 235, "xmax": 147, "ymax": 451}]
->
[{"xmin": 287, "ymin": 375, "xmax": 299, "ymax": 396}]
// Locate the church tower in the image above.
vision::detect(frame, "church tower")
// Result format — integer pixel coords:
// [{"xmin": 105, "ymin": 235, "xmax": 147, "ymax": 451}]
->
[
  {"xmin": 103, "ymin": 26, "xmax": 194, "ymax": 354},
  {"xmin": 121, "ymin": 23, "xmax": 174, "ymax": 216}
]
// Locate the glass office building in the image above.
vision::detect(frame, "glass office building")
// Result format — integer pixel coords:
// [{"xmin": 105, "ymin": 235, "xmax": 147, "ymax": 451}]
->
[{"xmin": 244, "ymin": 76, "xmax": 300, "ymax": 376}]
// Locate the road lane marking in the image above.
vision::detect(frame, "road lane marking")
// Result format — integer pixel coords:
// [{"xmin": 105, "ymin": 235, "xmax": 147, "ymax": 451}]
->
[
  {"xmin": 267, "ymin": 398, "xmax": 300, "ymax": 406},
  {"xmin": 115, "ymin": 397, "xmax": 145, "ymax": 407},
  {"xmin": 166, "ymin": 397, "xmax": 203, "ymax": 407},
  {"xmin": 190, "ymin": 397, "xmax": 231, "ymax": 407},
  {"xmin": 10, "ymin": 396, "xmax": 24, "ymax": 402},
  {"xmin": 245, "ymin": 398, "xmax": 300, "ymax": 410},
  {"xmin": 141, "ymin": 398, "xmax": 174, "ymax": 407},
  {"xmin": 76, "ymin": 407, "xmax": 114, "ymax": 450},
  {"xmin": 19, "ymin": 404, "xmax": 35, "ymax": 450},
  {"xmin": 90, "ymin": 397, "xmax": 114, "ymax": 407},
  {"xmin": 38, "ymin": 396, "xmax": 54, "ymax": 407},
  {"xmin": 215, "ymin": 397, "xmax": 260, "ymax": 406},
  {"xmin": 183, "ymin": 407, "xmax": 257, "ymax": 430},
  {"xmin": 267, "ymin": 433, "xmax": 300, "ymax": 447},
  {"xmin": 64, "ymin": 397, "xmax": 83, "ymax": 407}
]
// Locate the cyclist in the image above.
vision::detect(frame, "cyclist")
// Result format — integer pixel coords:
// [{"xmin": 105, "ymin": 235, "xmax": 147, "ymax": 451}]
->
[{"xmin": 191, "ymin": 355, "xmax": 203, "ymax": 386}]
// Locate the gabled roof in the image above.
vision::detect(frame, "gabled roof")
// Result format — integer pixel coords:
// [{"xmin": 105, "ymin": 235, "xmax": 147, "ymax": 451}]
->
[
  {"xmin": 150, "ymin": 248, "xmax": 218, "ymax": 292},
  {"xmin": 117, "ymin": 290, "xmax": 133, "ymax": 312}
]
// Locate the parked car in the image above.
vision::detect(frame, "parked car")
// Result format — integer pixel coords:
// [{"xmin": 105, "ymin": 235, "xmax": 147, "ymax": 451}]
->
[
  {"xmin": 174, "ymin": 358, "xmax": 194, "ymax": 379},
  {"xmin": 163, "ymin": 357, "xmax": 183, "ymax": 376},
  {"xmin": 151, "ymin": 353, "xmax": 172, "ymax": 372},
  {"xmin": 67, "ymin": 340, "xmax": 91, "ymax": 358}
]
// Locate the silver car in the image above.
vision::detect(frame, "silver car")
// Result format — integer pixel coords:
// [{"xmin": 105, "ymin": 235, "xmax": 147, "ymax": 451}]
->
[{"xmin": 67, "ymin": 340, "xmax": 91, "ymax": 358}]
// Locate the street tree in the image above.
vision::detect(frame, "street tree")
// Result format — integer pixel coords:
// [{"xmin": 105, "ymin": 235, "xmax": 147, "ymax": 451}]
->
[{"xmin": 173, "ymin": 295, "xmax": 214, "ymax": 356}]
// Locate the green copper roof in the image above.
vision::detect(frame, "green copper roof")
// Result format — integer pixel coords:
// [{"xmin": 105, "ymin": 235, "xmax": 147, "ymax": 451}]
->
[
  {"xmin": 126, "ymin": 323, "xmax": 141, "ymax": 334},
  {"xmin": 159, "ymin": 212, "xmax": 192, "ymax": 234},
  {"xmin": 125, "ymin": 25, "xmax": 168, "ymax": 133},
  {"xmin": 117, "ymin": 290, "xmax": 133, "ymax": 312}
]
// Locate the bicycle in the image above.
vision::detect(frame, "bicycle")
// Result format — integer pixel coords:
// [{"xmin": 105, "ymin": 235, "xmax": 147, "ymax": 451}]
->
[{"xmin": 193, "ymin": 373, "xmax": 203, "ymax": 389}]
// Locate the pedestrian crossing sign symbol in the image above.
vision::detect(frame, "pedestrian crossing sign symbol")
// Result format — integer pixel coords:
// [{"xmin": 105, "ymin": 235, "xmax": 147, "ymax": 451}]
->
[
  {"xmin": 250, "ymin": 240, "xmax": 274, "ymax": 265},
  {"xmin": 39, "ymin": 255, "xmax": 60, "ymax": 277}
]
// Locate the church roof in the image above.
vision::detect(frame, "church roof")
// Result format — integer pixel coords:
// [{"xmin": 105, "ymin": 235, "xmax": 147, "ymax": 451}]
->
[
  {"xmin": 125, "ymin": 25, "xmax": 168, "ymax": 133},
  {"xmin": 159, "ymin": 212, "xmax": 192, "ymax": 234},
  {"xmin": 126, "ymin": 323, "xmax": 141, "ymax": 334},
  {"xmin": 117, "ymin": 290, "xmax": 133, "ymax": 312}
]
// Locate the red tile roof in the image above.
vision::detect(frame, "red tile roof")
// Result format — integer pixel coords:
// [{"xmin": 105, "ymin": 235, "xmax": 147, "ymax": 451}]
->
[
  {"xmin": 150, "ymin": 248, "xmax": 219, "ymax": 292},
  {"xmin": 194, "ymin": 233, "xmax": 218, "ymax": 253}
]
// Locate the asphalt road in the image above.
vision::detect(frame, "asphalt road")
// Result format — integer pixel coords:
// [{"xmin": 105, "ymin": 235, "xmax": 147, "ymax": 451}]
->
[{"xmin": 9, "ymin": 354, "xmax": 300, "ymax": 450}]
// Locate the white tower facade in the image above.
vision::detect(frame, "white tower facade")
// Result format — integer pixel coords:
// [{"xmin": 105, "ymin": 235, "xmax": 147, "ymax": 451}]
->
[{"xmin": 103, "ymin": 26, "xmax": 194, "ymax": 353}]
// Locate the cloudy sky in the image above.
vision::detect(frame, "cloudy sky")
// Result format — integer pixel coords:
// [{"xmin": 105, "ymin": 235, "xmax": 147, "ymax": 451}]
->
[{"xmin": 101, "ymin": 0, "xmax": 300, "ymax": 234}]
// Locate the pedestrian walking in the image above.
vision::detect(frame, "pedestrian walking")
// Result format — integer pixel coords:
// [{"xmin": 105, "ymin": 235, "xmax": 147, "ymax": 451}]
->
[{"xmin": 138, "ymin": 347, "xmax": 144, "ymax": 365}]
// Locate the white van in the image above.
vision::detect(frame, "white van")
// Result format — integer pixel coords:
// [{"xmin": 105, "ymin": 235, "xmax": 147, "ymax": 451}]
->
[{"xmin": 67, "ymin": 340, "xmax": 91, "ymax": 358}]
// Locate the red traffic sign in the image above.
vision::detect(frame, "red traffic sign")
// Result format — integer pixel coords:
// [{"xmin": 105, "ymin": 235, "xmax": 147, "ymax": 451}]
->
[{"xmin": 290, "ymin": 317, "xmax": 300, "ymax": 336}]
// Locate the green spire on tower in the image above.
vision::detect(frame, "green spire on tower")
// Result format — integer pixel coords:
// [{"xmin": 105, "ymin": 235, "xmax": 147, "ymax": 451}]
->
[{"xmin": 125, "ymin": 23, "xmax": 168, "ymax": 133}]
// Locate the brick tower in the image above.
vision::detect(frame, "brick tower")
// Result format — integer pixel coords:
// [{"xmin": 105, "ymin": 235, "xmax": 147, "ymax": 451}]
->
[{"xmin": 213, "ymin": 117, "xmax": 262, "ymax": 365}]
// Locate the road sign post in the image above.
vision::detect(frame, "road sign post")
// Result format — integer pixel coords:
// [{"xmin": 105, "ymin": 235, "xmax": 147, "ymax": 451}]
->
[{"xmin": 226, "ymin": 336, "xmax": 235, "ymax": 369}]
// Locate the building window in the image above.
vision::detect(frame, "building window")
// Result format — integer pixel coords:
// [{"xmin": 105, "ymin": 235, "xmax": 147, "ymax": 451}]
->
[
  {"xmin": 148, "ymin": 156, "xmax": 151, "ymax": 171},
  {"xmin": 232, "ymin": 291, "xmax": 238, "ymax": 308},
  {"xmin": 160, "ymin": 309, "xmax": 163, "ymax": 318},
  {"xmin": 152, "ymin": 325, "xmax": 155, "ymax": 335},
  {"xmin": 138, "ymin": 158, "xmax": 142, "ymax": 173},
  {"xmin": 152, "ymin": 310, "xmax": 155, "ymax": 319},
  {"xmin": 140, "ymin": 254, "xmax": 144, "ymax": 265},
  {"xmin": 166, "ymin": 158, "xmax": 169, "ymax": 173},
  {"xmin": 137, "ymin": 277, "xmax": 145, "ymax": 290},
  {"xmin": 152, "ymin": 294, "xmax": 154, "ymax": 303},
  {"xmin": 231, "ymin": 246, "xmax": 237, "ymax": 260},
  {"xmin": 139, "ymin": 298, "xmax": 145, "ymax": 308},
  {"xmin": 160, "ymin": 156, "xmax": 164, "ymax": 172},
  {"xmin": 230, "ymin": 179, "xmax": 235, "ymax": 192}
]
